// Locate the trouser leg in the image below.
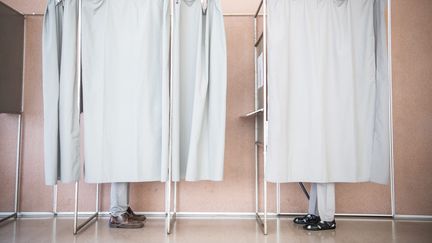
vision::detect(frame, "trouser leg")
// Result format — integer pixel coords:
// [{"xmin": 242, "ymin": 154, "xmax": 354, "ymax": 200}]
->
[
  {"xmin": 110, "ymin": 182, "xmax": 129, "ymax": 217},
  {"xmin": 308, "ymin": 183, "xmax": 318, "ymax": 215},
  {"xmin": 317, "ymin": 183, "xmax": 335, "ymax": 222},
  {"xmin": 127, "ymin": 183, "xmax": 130, "ymax": 206}
]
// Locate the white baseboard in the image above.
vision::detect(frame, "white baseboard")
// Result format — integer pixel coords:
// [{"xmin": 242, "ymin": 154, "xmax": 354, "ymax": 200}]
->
[
  {"xmin": 2, "ymin": 212, "xmax": 432, "ymax": 221},
  {"xmin": 394, "ymin": 215, "xmax": 432, "ymax": 221}
]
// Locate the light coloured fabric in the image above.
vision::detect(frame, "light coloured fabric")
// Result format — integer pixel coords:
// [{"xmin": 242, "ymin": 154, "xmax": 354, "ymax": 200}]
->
[
  {"xmin": 110, "ymin": 182, "xmax": 129, "ymax": 217},
  {"xmin": 82, "ymin": 0, "xmax": 170, "ymax": 183},
  {"xmin": 308, "ymin": 183, "xmax": 336, "ymax": 221},
  {"xmin": 308, "ymin": 183, "xmax": 318, "ymax": 215},
  {"xmin": 266, "ymin": 0, "xmax": 390, "ymax": 183},
  {"xmin": 171, "ymin": 0, "xmax": 227, "ymax": 181},
  {"xmin": 42, "ymin": 0, "xmax": 80, "ymax": 186}
]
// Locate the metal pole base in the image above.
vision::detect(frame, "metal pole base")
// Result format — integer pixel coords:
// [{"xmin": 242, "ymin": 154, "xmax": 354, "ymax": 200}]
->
[
  {"xmin": 0, "ymin": 113, "xmax": 23, "ymax": 227},
  {"xmin": 73, "ymin": 181, "xmax": 99, "ymax": 235},
  {"xmin": 0, "ymin": 213, "xmax": 17, "ymax": 225},
  {"xmin": 73, "ymin": 212, "xmax": 98, "ymax": 235},
  {"xmin": 166, "ymin": 211, "xmax": 177, "ymax": 234},
  {"xmin": 255, "ymin": 213, "xmax": 268, "ymax": 235},
  {"xmin": 166, "ymin": 182, "xmax": 177, "ymax": 234}
]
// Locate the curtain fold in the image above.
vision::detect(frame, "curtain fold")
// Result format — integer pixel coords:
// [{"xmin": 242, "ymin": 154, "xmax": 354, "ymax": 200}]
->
[
  {"xmin": 81, "ymin": 0, "xmax": 170, "ymax": 183},
  {"xmin": 43, "ymin": 0, "xmax": 80, "ymax": 185},
  {"xmin": 172, "ymin": 0, "xmax": 227, "ymax": 181},
  {"xmin": 266, "ymin": 0, "xmax": 390, "ymax": 184}
]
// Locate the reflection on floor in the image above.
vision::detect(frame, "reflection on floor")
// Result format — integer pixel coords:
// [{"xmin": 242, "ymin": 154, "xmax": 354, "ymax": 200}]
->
[{"xmin": 0, "ymin": 217, "xmax": 431, "ymax": 243}]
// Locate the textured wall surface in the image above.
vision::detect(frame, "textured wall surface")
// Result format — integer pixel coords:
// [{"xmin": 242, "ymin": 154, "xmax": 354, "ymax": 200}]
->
[
  {"xmin": 0, "ymin": 0, "xmax": 431, "ymax": 215},
  {"xmin": 392, "ymin": 0, "xmax": 432, "ymax": 215}
]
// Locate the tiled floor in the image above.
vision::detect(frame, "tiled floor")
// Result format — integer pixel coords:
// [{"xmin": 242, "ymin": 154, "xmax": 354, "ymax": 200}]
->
[{"xmin": 0, "ymin": 217, "xmax": 431, "ymax": 243}]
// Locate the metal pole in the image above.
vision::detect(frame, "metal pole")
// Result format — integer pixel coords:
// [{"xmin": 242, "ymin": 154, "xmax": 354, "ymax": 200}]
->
[
  {"xmin": 74, "ymin": 0, "xmax": 81, "ymax": 235},
  {"xmin": 276, "ymin": 183, "xmax": 280, "ymax": 215},
  {"xmin": 298, "ymin": 182, "xmax": 310, "ymax": 200},
  {"xmin": 262, "ymin": 0, "xmax": 268, "ymax": 235},
  {"xmin": 387, "ymin": 0, "xmax": 396, "ymax": 218},
  {"xmin": 53, "ymin": 185, "xmax": 58, "ymax": 216},
  {"xmin": 173, "ymin": 182, "xmax": 177, "ymax": 214},
  {"xmin": 73, "ymin": 181, "xmax": 79, "ymax": 234},
  {"xmin": 166, "ymin": 0, "xmax": 175, "ymax": 235},
  {"xmin": 95, "ymin": 184, "xmax": 100, "ymax": 213},
  {"xmin": 1, "ymin": 10, "xmax": 26, "ymax": 224},
  {"xmin": 13, "ymin": 114, "xmax": 23, "ymax": 215},
  {"xmin": 165, "ymin": 180, "xmax": 171, "ymax": 233},
  {"xmin": 253, "ymin": 10, "xmax": 259, "ymax": 216}
]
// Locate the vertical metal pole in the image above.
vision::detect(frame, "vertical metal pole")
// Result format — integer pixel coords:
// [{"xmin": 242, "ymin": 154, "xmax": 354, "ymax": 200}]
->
[
  {"xmin": 95, "ymin": 184, "xmax": 100, "ymax": 213},
  {"xmin": 262, "ymin": 0, "xmax": 268, "ymax": 235},
  {"xmin": 53, "ymin": 185, "xmax": 58, "ymax": 216},
  {"xmin": 173, "ymin": 182, "xmax": 177, "ymax": 214},
  {"xmin": 387, "ymin": 0, "xmax": 396, "ymax": 218},
  {"xmin": 276, "ymin": 183, "xmax": 280, "ymax": 215},
  {"xmin": 253, "ymin": 9, "xmax": 259, "ymax": 216},
  {"xmin": 166, "ymin": 0, "xmax": 175, "ymax": 235},
  {"xmin": 165, "ymin": 173, "xmax": 172, "ymax": 234},
  {"xmin": 13, "ymin": 114, "xmax": 23, "ymax": 215},
  {"xmin": 73, "ymin": 181, "xmax": 79, "ymax": 235},
  {"xmin": 165, "ymin": 181, "xmax": 171, "ymax": 234},
  {"xmin": 12, "ymin": 0, "xmax": 27, "ymax": 220},
  {"xmin": 74, "ymin": 0, "xmax": 82, "ymax": 235}
]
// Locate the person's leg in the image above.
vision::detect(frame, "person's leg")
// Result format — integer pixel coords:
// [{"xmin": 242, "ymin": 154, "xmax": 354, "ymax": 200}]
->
[
  {"xmin": 317, "ymin": 183, "xmax": 335, "ymax": 222},
  {"xmin": 124, "ymin": 184, "xmax": 147, "ymax": 221},
  {"xmin": 127, "ymin": 183, "xmax": 130, "ymax": 206},
  {"xmin": 294, "ymin": 183, "xmax": 321, "ymax": 224},
  {"xmin": 109, "ymin": 182, "xmax": 143, "ymax": 228},
  {"xmin": 110, "ymin": 182, "xmax": 129, "ymax": 217},
  {"xmin": 308, "ymin": 183, "xmax": 318, "ymax": 215},
  {"xmin": 304, "ymin": 183, "xmax": 336, "ymax": 230}
]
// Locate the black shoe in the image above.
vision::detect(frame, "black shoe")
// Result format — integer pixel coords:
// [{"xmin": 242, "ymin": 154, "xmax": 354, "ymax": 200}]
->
[
  {"xmin": 126, "ymin": 207, "xmax": 147, "ymax": 222},
  {"xmin": 109, "ymin": 213, "xmax": 144, "ymax": 229},
  {"xmin": 293, "ymin": 214, "xmax": 321, "ymax": 225},
  {"xmin": 303, "ymin": 220, "xmax": 336, "ymax": 231}
]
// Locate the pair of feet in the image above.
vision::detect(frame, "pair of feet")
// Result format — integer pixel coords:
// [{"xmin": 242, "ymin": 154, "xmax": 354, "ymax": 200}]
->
[
  {"xmin": 109, "ymin": 207, "xmax": 147, "ymax": 229},
  {"xmin": 293, "ymin": 214, "xmax": 336, "ymax": 231}
]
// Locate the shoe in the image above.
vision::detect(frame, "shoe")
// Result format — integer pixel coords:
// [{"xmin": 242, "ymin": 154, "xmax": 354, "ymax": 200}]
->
[
  {"xmin": 303, "ymin": 220, "xmax": 336, "ymax": 231},
  {"xmin": 293, "ymin": 214, "xmax": 321, "ymax": 225},
  {"xmin": 109, "ymin": 213, "xmax": 144, "ymax": 229},
  {"xmin": 126, "ymin": 207, "xmax": 147, "ymax": 222}
]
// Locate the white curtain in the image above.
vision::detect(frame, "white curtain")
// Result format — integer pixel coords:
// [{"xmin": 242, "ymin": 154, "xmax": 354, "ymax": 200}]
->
[
  {"xmin": 81, "ymin": 0, "xmax": 170, "ymax": 183},
  {"xmin": 42, "ymin": 0, "xmax": 80, "ymax": 185},
  {"xmin": 171, "ymin": 0, "xmax": 227, "ymax": 181},
  {"xmin": 266, "ymin": 0, "xmax": 390, "ymax": 184}
]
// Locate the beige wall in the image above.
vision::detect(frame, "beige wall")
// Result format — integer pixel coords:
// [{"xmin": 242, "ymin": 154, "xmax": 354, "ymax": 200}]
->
[
  {"xmin": 0, "ymin": 0, "xmax": 431, "ymax": 216},
  {"xmin": 392, "ymin": 0, "xmax": 432, "ymax": 215}
]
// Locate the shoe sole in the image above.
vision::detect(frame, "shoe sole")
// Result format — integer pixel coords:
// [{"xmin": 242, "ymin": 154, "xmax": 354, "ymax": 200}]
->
[
  {"xmin": 303, "ymin": 225, "xmax": 336, "ymax": 231},
  {"xmin": 130, "ymin": 218, "xmax": 147, "ymax": 222},
  {"xmin": 293, "ymin": 221, "xmax": 320, "ymax": 225},
  {"xmin": 109, "ymin": 224, "xmax": 144, "ymax": 229},
  {"xmin": 305, "ymin": 227, "xmax": 336, "ymax": 231}
]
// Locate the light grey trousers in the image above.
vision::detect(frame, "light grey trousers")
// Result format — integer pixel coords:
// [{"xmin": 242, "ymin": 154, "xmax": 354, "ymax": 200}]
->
[
  {"xmin": 110, "ymin": 183, "xmax": 129, "ymax": 217},
  {"xmin": 307, "ymin": 183, "xmax": 335, "ymax": 222}
]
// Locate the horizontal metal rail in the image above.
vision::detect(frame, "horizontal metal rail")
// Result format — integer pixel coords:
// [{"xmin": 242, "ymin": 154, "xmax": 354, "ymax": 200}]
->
[{"xmin": 242, "ymin": 108, "xmax": 264, "ymax": 118}]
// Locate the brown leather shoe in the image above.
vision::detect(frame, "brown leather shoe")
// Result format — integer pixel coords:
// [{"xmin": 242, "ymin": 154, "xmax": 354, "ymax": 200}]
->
[
  {"xmin": 109, "ymin": 213, "xmax": 144, "ymax": 229},
  {"xmin": 126, "ymin": 207, "xmax": 147, "ymax": 222}
]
